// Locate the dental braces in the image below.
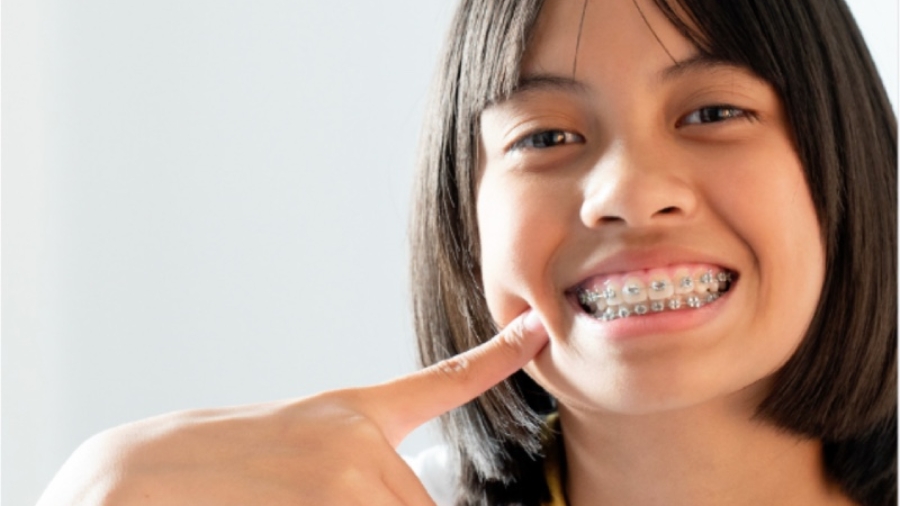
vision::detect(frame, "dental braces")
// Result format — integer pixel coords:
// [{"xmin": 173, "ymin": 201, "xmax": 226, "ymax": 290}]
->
[{"xmin": 577, "ymin": 270, "xmax": 733, "ymax": 321}]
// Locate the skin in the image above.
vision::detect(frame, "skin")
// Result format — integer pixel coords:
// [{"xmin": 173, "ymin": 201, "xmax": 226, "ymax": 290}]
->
[
  {"xmin": 477, "ymin": 0, "xmax": 852, "ymax": 505},
  {"xmin": 37, "ymin": 1, "xmax": 860, "ymax": 505},
  {"xmin": 37, "ymin": 312, "xmax": 549, "ymax": 505}
]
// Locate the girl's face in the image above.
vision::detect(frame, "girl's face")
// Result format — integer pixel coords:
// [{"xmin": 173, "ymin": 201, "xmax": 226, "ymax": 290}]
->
[{"xmin": 476, "ymin": 0, "xmax": 825, "ymax": 415}]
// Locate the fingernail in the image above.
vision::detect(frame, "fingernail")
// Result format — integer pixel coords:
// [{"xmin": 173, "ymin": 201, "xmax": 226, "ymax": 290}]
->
[{"xmin": 522, "ymin": 310, "xmax": 545, "ymax": 335}]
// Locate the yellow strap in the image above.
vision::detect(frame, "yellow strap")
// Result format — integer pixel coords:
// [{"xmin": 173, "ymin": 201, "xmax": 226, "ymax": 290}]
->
[{"xmin": 541, "ymin": 413, "xmax": 568, "ymax": 506}]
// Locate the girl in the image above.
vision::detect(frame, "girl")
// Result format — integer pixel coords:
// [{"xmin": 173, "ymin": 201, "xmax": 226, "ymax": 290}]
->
[
  {"xmin": 39, "ymin": 0, "xmax": 895, "ymax": 505},
  {"xmin": 411, "ymin": 1, "xmax": 896, "ymax": 505}
]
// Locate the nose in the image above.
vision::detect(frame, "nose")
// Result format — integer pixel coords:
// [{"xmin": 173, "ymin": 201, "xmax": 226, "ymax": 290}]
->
[{"xmin": 580, "ymin": 143, "xmax": 698, "ymax": 229}]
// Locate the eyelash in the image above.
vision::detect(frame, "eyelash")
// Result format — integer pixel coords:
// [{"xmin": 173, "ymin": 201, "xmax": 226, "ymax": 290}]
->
[
  {"xmin": 510, "ymin": 130, "xmax": 585, "ymax": 151},
  {"xmin": 678, "ymin": 105, "xmax": 757, "ymax": 127},
  {"xmin": 508, "ymin": 104, "xmax": 754, "ymax": 152}
]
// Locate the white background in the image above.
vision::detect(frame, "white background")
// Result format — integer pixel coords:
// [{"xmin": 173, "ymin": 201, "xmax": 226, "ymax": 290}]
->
[{"xmin": 3, "ymin": 1, "xmax": 896, "ymax": 505}]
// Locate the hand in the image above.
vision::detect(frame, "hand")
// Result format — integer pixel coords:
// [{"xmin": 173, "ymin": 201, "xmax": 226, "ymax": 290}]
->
[{"xmin": 37, "ymin": 311, "xmax": 548, "ymax": 506}]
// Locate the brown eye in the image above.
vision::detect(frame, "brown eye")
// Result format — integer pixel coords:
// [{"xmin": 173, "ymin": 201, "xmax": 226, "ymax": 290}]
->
[
  {"xmin": 512, "ymin": 130, "xmax": 585, "ymax": 151},
  {"xmin": 679, "ymin": 105, "xmax": 753, "ymax": 126}
]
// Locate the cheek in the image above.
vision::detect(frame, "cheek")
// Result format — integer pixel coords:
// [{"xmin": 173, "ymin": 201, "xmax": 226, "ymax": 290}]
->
[
  {"xmin": 476, "ymin": 177, "xmax": 568, "ymax": 325},
  {"xmin": 698, "ymin": 129, "xmax": 823, "ymax": 270},
  {"xmin": 706, "ymin": 146, "xmax": 825, "ymax": 355},
  {"xmin": 757, "ymin": 168, "xmax": 825, "ymax": 344},
  {"xmin": 720, "ymin": 153, "xmax": 823, "ymax": 285}
]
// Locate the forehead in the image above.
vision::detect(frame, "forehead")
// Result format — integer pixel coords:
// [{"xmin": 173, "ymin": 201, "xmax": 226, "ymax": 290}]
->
[{"xmin": 522, "ymin": 0, "xmax": 698, "ymax": 81}]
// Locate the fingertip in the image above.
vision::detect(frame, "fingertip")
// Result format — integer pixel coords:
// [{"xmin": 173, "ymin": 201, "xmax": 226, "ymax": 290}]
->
[
  {"xmin": 522, "ymin": 310, "xmax": 546, "ymax": 336},
  {"xmin": 504, "ymin": 309, "xmax": 548, "ymax": 356}
]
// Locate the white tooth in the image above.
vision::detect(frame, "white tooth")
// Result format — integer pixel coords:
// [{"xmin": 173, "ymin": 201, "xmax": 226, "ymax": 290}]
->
[
  {"xmin": 673, "ymin": 268, "xmax": 694, "ymax": 294},
  {"xmin": 603, "ymin": 306, "xmax": 617, "ymax": 320},
  {"xmin": 647, "ymin": 271, "xmax": 674, "ymax": 300},
  {"xmin": 700, "ymin": 270, "xmax": 723, "ymax": 293},
  {"xmin": 621, "ymin": 277, "xmax": 647, "ymax": 303},
  {"xmin": 686, "ymin": 295, "xmax": 703, "ymax": 308},
  {"xmin": 581, "ymin": 291, "xmax": 607, "ymax": 314},
  {"xmin": 588, "ymin": 269, "xmax": 730, "ymax": 320},
  {"xmin": 578, "ymin": 291, "xmax": 592, "ymax": 306},
  {"xmin": 668, "ymin": 296, "xmax": 682, "ymax": 310},
  {"xmin": 717, "ymin": 271, "xmax": 732, "ymax": 292},
  {"xmin": 603, "ymin": 279, "xmax": 623, "ymax": 306},
  {"xmin": 695, "ymin": 270, "xmax": 714, "ymax": 294}
]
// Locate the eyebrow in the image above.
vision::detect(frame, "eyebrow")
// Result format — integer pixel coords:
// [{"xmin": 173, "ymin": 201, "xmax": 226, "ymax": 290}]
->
[
  {"xmin": 508, "ymin": 54, "xmax": 742, "ymax": 100},
  {"xmin": 658, "ymin": 52, "xmax": 739, "ymax": 81},
  {"xmin": 510, "ymin": 73, "xmax": 589, "ymax": 97}
]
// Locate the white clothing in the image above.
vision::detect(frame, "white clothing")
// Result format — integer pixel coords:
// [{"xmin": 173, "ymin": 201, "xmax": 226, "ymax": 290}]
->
[{"xmin": 403, "ymin": 445, "xmax": 458, "ymax": 506}]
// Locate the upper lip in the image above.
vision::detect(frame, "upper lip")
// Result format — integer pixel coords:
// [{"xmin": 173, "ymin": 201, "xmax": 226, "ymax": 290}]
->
[{"xmin": 563, "ymin": 246, "xmax": 739, "ymax": 292}]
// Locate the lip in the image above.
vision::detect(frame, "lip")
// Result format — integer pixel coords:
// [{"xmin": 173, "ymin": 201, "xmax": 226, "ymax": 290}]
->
[
  {"xmin": 563, "ymin": 246, "xmax": 740, "ymax": 293},
  {"xmin": 560, "ymin": 246, "xmax": 740, "ymax": 340}
]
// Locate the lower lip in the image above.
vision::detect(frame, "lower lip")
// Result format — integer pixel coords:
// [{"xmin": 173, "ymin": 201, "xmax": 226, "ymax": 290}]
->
[{"xmin": 568, "ymin": 286, "xmax": 735, "ymax": 341}]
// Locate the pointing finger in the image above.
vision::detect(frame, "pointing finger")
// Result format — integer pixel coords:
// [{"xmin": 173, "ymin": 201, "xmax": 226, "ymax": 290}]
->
[{"xmin": 361, "ymin": 310, "xmax": 548, "ymax": 447}]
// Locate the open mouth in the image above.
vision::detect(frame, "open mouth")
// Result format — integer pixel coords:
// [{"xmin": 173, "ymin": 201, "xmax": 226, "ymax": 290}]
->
[{"xmin": 571, "ymin": 266, "xmax": 737, "ymax": 321}]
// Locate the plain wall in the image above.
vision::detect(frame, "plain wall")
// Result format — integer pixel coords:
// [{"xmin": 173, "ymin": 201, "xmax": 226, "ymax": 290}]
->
[{"xmin": 3, "ymin": 1, "xmax": 896, "ymax": 505}]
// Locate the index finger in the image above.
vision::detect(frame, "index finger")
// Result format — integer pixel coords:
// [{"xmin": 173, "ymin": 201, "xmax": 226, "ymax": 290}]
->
[{"xmin": 362, "ymin": 310, "xmax": 548, "ymax": 447}]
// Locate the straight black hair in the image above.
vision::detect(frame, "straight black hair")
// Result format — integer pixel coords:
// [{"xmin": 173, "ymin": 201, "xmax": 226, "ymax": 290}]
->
[{"xmin": 410, "ymin": 1, "xmax": 897, "ymax": 505}]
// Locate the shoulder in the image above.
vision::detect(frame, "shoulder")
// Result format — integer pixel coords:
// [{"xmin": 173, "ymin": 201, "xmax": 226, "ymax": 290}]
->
[{"xmin": 403, "ymin": 445, "xmax": 459, "ymax": 506}]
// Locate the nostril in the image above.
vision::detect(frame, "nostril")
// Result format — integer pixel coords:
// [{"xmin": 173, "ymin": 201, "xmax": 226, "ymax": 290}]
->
[
  {"xmin": 658, "ymin": 206, "xmax": 679, "ymax": 215},
  {"xmin": 599, "ymin": 216, "xmax": 627, "ymax": 224}
]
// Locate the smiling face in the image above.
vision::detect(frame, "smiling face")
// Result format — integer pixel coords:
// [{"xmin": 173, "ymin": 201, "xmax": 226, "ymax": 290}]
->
[{"xmin": 476, "ymin": 0, "xmax": 826, "ymax": 415}]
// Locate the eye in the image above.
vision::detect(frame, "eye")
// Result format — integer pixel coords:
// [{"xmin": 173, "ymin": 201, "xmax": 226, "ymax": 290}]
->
[
  {"xmin": 678, "ymin": 105, "xmax": 755, "ymax": 127},
  {"xmin": 510, "ymin": 130, "xmax": 585, "ymax": 151}
]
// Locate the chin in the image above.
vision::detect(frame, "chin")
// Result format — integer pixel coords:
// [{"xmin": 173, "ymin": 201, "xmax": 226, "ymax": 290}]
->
[{"xmin": 524, "ymin": 347, "xmax": 767, "ymax": 418}]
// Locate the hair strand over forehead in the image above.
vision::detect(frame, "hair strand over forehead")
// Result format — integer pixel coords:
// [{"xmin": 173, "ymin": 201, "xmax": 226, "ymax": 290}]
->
[{"xmin": 411, "ymin": 1, "xmax": 896, "ymax": 504}]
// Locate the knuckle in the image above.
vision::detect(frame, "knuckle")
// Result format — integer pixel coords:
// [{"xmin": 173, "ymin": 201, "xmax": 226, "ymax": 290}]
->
[
  {"xmin": 495, "ymin": 325, "xmax": 527, "ymax": 359},
  {"xmin": 435, "ymin": 354, "xmax": 472, "ymax": 382},
  {"xmin": 308, "ymin": 388, "xmax": 359, "ymax": 410},
  {"xmin": 344, "ymin": 415, "xmax": 384, "ymax": 443},
  {"xmin": 289, "ymin": 389, "xmax": 363, "ymax": 423},
  {"xmin": 334, "ymin": 462, "xmax": 367, "ymax": 485}
]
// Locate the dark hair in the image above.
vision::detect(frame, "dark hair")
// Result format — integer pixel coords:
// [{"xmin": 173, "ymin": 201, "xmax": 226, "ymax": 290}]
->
[{"xmin": 409, "ymin": 1, "xmax": 897, "ymax": 505}]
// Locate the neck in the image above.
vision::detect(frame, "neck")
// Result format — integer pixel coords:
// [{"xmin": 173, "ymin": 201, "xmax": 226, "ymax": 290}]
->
[{"xmin": 558, "ymin": 398, "xmax": 856, "ymax": 506}]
